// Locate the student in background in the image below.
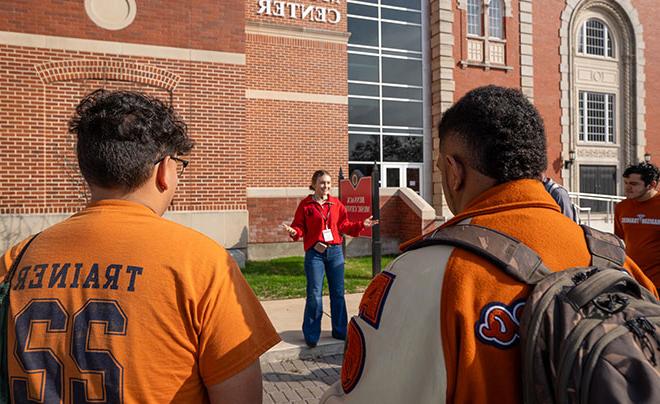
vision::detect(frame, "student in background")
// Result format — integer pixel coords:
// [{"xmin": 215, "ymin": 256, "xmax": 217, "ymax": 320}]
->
[
  {"xmin": 542, "ymin": 175, "xmax": 577, "ymax": 222},
  {"xmin": 615, "ymin": 162, "xmax": 660, "ymax": 289}
]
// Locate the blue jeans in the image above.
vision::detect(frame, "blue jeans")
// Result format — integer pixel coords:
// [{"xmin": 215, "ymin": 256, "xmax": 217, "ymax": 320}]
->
[{"xmin": 302, "ymin": 244, "xmax": 347, "ymax": 344}]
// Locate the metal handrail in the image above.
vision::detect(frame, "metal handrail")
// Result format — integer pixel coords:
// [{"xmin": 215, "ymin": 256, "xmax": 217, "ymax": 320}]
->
[
  {"xmin": 576, "ymin": 206, "xmax": 592, "ymax": 226},
  {"xmin": 568, "ymin": 192, "xmax": 624, "ymax": 223}
]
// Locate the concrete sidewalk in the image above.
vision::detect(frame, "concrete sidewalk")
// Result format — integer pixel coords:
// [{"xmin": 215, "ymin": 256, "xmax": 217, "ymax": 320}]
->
[{"xmin": 260, "ymin": 293, "xmax": 362, "ymax": 363}]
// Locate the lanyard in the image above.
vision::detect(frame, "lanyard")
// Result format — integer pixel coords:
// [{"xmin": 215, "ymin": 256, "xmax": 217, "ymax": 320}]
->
[{"xmin": 321, "ymin": 203, "xmax": 331, "ymax": 230}]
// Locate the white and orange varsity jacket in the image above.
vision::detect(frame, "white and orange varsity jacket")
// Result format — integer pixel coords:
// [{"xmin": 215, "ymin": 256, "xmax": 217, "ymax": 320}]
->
[{"xmin": 321, "ymin": 179, "xmax": 657, "ymax": 404}]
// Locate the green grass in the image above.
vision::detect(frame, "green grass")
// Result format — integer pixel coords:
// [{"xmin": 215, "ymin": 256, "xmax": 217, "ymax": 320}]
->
[{"xmin": 243, "ymin": 255, "xmax": 397, "ymax": 300}]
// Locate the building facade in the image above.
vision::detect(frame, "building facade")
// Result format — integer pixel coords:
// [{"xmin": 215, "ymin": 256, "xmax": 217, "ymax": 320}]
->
[{"xmin": 0, "ymin": 0, "xmax": 657, "ymax": 261}]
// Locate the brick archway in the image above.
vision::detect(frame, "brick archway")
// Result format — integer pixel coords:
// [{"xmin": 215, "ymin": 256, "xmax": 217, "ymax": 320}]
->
[{"xmin": 35, "ymin": 60, "xmax": 181, "ymax": 92}]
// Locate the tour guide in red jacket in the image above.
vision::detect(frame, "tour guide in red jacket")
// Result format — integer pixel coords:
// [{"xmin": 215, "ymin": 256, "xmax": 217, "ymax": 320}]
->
[{"xmin": 281, "ymin": 170, "xmax": 378, "ymax": 347}]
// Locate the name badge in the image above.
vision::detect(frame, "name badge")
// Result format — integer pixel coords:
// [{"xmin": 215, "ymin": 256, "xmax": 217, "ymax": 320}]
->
[{"xmin": 322, "ymin": 229, "xmax": 334, "ymax": 242}]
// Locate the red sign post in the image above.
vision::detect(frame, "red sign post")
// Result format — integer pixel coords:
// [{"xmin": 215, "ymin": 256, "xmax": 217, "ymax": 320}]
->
[{"xmin": 339, "ymin": 174, "xmax": 372, "ymax": 238}]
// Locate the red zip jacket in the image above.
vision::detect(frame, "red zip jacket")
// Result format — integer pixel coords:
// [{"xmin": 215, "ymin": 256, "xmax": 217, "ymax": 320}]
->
[{"xmin": 290, "ymin": 195, "xmax": 364, "ymax": 251}]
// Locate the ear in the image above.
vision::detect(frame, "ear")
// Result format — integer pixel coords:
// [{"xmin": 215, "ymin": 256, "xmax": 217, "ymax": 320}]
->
[
  {"xmin": 445, "ymin": 154, "xmax": 465, "ymax": 191},
  {"xmin": 155, "ymin": 156, "xmax": 173, "ymax": 193}
]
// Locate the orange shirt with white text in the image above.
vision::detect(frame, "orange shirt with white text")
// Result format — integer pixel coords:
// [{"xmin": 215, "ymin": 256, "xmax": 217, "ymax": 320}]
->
[
  {"xmin": 615, "ymin": 193, "xmax": 660, "ymax": 288},
  {"xmin": 1, "ymin": 200, "xmax": 280, "ymax": 404}
]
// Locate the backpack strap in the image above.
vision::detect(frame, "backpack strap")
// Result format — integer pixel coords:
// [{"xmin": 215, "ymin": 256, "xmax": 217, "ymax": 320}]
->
[
  {"xmin": 580, "ymin": 225, "xmax": 626, "ymax": 268},
  {"xmin": 2, "ymin": 233, "xmax": 40, "ymax": 284},
  {"xmin": 405, "ymin": 224, "xmax": 552, "ymax": 285}
]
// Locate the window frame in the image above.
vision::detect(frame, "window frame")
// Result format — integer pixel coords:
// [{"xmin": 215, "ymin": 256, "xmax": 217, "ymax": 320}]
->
[
  {"xmin": 347, "ymin": 0, "xmax": 426, "ymax": 174},
  {"xmin": 467, "ymin": 0, "xmax": 483, "ymax": 37},
  {"xmin": 578, "ymin": 90, "xmax": 617, "ymax": 145},
  {"xmin": 464, "ymin": 0, "xmax": 508, "ymax": 68},
  {"xmin": 488, "ymin": 0, "xmax": 505, "ymax": 40},
  {"xmin": 576, "ymin": 17, "xmax": 616, "ymax": 59}
]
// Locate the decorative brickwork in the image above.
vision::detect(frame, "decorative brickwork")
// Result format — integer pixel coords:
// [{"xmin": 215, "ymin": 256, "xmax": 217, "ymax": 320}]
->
[{"xmin": 35, "ymin": 60, "xmax": 181, "ymax": 91}]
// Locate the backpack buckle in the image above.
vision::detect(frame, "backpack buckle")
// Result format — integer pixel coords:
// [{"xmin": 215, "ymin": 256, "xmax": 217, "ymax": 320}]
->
[{"xmin": 593, "ymin": 293, "xmax": 629, "ymax": 314}]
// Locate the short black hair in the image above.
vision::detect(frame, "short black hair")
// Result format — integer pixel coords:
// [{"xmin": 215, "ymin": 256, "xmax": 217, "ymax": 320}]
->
[
  {"xmin": 69, "ymin": 90, "xmax": 193, "ymax": 190},
  {"xmin": 438, "ymin": 85, "xmax": 547, "ymax": 183},
  {"xmin": 623, "ymin": 162, "xmax": 659, "ymax": 186}
]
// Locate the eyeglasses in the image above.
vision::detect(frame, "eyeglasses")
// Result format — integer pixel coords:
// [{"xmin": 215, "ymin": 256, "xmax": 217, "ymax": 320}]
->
[{"xmin": 155, "ymin": 156, "xmax": 189, "ymax": 177}]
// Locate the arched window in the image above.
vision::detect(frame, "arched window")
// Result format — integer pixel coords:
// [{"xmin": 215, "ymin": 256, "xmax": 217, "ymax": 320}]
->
[
  {"xmin": 467, "ymin": 0, "xmax": 483, "ymax": 36},
  {"xmin": 489, "ymin": 0, "xmax": 504, "ymax": 39},
  {"xmin": 578, "ymin": 18, "xmax": 615, "ymax": 57}
]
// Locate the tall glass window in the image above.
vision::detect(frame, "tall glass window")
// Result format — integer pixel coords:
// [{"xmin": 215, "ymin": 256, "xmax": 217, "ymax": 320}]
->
[
  {"xmin": 348, "ymin": 0, "xmax": 425, "ymax": 176},
  {"xmin": 489, "ymin": 0, "xmax": 504, "ymax": 39},
  {"xmin": 579, "ymin": 91, "xmax": 616, "ymax": 143},
  {"xmin": 467, "ymin": 0, "xmax": 483, "ymax": 36}
]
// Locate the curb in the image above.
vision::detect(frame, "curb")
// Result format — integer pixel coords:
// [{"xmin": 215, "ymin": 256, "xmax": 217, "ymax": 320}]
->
[{"xmin": 261, "ymin": 340, "xmax": 345, "ymax": 364}]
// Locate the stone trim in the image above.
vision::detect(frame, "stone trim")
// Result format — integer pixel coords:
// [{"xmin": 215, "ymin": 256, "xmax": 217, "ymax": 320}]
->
[
  {"xmin": 519, "ymin": 0, "xmax": 534, "ymax": 99},
  {"xmin": 398, "ymin": 188, "xmax": 436, "ymax": 221},
  {"xmin": 245, "ymin": 89, "xmax": 348, "ymax": 105},
  {"xmin": 559, "ymin": 0, "xmax": 646, "ymax": 189},
  {"xmin": 1, "ymin": 210, "xmax": 248, "ymax": 252},
  {"xmin": 0, "ymin": 31, "xmax": 246, "ymax": 65},
  {"xmin": 245, "ymin": 21, "xmax": 350, "ymax": 44},
  {"xmin": 431, "ymin": 0, "xmax": 455, "ymax": 216},
  {"xmin": 35, "ymin": 60, "xmax": 180, "ymax": 91}
]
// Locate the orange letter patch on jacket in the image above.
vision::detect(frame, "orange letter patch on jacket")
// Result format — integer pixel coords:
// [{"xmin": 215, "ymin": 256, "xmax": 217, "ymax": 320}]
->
[
  {"xmin": 475, "ymin": 299, "xmax": 525, "ymax": 348},
  {"xmin": 358, "ymin": 272, "xmax": 395, "ymax": 329}
]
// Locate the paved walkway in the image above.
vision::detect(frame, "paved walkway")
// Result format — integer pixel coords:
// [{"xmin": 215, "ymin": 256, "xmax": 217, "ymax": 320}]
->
[
  {"xmin": 261, "ymin": 355, "xmax": 342, "ymax": 403},
  {"xmin": 260, "ymin": 293, "xmax": 362, "ymax": 362},
  {"xmin": 259, "ymin": 294, "xmax": 362, "ymax": 402}
]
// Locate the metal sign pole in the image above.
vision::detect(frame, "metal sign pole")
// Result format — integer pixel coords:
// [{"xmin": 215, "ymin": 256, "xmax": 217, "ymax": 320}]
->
[
  {"xmin": 371, "ymin": 162, "xmax": 381, "ymax": 277},
  {"xmin": 338, "ymin": 167, "xmax": 346, "ymax": 258}
]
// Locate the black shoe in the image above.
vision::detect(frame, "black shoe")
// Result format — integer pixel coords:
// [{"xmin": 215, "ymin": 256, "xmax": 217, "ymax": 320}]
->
[
  {"xmin": 332, "ymin": 332, "xmax": 346, "ymax": 341},
  {"xmin": 305, "ymin": 340, "xmax": 317, "ymax": 348}
]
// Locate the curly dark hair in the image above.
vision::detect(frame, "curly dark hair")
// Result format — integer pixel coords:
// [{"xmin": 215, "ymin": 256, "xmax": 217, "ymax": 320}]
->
[
  {"xmin": 623, "ymin": 162, "xmax": 659, "ymax": 186},
  {"xmin": 438, "ymin": 85, "xmax": 547, "ymax": 183},
  {"xmin": 69, "ymin": 89, "xmax": 193, "ymax": 190}
]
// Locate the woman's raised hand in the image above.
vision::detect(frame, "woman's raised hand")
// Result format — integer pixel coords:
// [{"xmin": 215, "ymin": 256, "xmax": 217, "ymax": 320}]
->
[
  {"xmin": 280, "ymin": 222, "xmax": 297, "ymax": 237},
  {"xmin": 363, "ymin": 216, "xmax": 379, "ymax": 228}
]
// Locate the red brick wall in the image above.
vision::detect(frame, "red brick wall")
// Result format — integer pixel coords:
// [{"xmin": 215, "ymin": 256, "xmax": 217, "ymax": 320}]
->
[
  {"xmin": 246, "ymin": 99, "xmax": 347, "ymax": 187},
  {"xmin": 635, "ymin": 0, "xmax": 660, "ymax": 163},
  {"xmin": 0, "ymin": 0, "xmax": 245, "ymax": 53},
  {"xmin": 248, "ymin": 196, "xmax": 302, "ymax": 243},
  {"xmin": 533, "ymin": 0, "xmax": 564, "ymax": 179},
  {"xmin": 399, "ymin": 202, "xmax": 423, "ymax": 244},
  {"xmin": 0, "ymin": 46, "xmax": 246, "ymax": 214},
  {"xmin": 452, "ymin": 2, "xmax": 521, "ymax": 99},
  {"xmin": 246, "ymin": 34, "xmax": 347, "ymax": 95}
]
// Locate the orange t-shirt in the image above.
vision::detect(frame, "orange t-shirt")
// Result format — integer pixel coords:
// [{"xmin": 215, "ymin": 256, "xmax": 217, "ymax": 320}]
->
[
  {"xmin": 0, "ymin": 200, "xmax": 280, "ymax": 403},
  {"xmin": 614, "ymin": 193, "xmax": 660, "ymax": 287}
]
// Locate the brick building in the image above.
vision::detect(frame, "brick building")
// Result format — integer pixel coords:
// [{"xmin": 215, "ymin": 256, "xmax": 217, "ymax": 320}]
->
[{"xmin": 0, "ymin": 0, "xmax": 657, "ymax": 262}]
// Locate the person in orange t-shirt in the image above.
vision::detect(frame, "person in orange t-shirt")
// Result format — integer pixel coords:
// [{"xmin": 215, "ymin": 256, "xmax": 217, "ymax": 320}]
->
[
  {"xmin": 322, "ymin": 86, "xmax": 657, "ymax": 403},
  {"xmin": 1, "ymin": 90, "xmax": 280, "ymax": 403},
  {"xmin": 615, "ymin": 162, "xmax": 660, "ymax": 289}
]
